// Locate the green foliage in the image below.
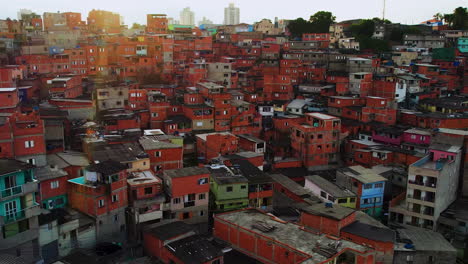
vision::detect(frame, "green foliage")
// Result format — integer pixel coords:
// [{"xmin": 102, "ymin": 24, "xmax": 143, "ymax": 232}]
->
[
  {"xmin": 287, "ymin": 11, "xmax": 336, "ymax": 38},
  {"xmin": 357, "ymin": 36, "xmax": 390, "ymax": 52},
  {"xmin": 350, "ymin": 19, "xmax": 375, "ymax": 38},
  {"xmin": 131, "ymin": 23, "xmax": 144, "ymax": 29},
  {"xmin": 372, "ymin": 17, "xmax": 392, "ymax": 24},
  {"xmin": 389, "ymin": 26, "xmax": 421, "ymax": 43},
  {"xmin": 309, "ymin": 11, "xmax": 336, "ymax": 33},
  {"xmin": 436, "ymin": 7, "xmax": 467, "ymax": 30},
  {"xmin": 349, "ymin": 19, "xmax": 389, "ymax": 52}
]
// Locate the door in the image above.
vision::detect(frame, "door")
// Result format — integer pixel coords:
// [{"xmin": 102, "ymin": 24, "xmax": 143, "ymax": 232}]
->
[
  {"xmin": 5, "ymin": 200, "xmax": 18, "ymax": 221},
  {"xmin": 4, "ymin": 175, "xmax": 17, "ymax": 189}
]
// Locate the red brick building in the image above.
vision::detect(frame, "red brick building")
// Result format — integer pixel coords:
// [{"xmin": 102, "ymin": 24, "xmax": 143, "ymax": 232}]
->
[
  {"xmin": 144, "ymin": 221, "xmax": 224, "ymax": 264},
  {"xmin": 290, "ymin": 113, "xmax": 341, "ymax": 169},
  {"xmin": 196, "ymin": 132, "xmax": 239, "ymax": 163},
  {"xmin": 139, "ymin": 136, "xmax": 183, "ymax": 173},
  {"xmin": 68, "ymin": 160, "xmax": 128, "ymax": 243}
]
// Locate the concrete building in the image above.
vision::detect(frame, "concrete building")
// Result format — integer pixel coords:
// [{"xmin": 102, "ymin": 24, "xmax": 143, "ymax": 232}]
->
[
  {"xmin": 254, "ymin": 19, "xmax": 281, "ymax": 35},
  {"xmin": 126, "ymin": 170, "xmax": 164, "ymax": 243},
  {"xmin": 224, "ymin": 3, "xmax": 240, "ymax": 25},
  {"xmin": 394, "ymin": 227, "xmax": 457, "ymax": 264},
  {"xmin": 95, "ymin": 85, "xmax": 129, "ymax": 111},
  {"xmin": 162, "ymin": 167, "xmax": 210, "ymax": 227},
  {"xmin": 404, "ymin": 34, "xmax": 445, "ymax": 49},
  {"xmin": 198, "ymin": 17, "xmax": 213, "ymax": 26},
  {"xmin": 389, "ymin": 135, "xmax": 463, "ymax": 230},
  {"xmin": 206, "ymin": 63, "xmax": 233, "ymax": 88},
  {"xmin": 304, "ymin": 175, "xmax": 357, "ymax": 209},
  {"xmin": 179, "ymin": 7, "xmax": 195, "ymax": 26}
]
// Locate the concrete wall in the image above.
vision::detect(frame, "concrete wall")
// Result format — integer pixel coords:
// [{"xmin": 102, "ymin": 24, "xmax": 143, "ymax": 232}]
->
[{"xmin": 393, "ymin": 250, "xmax": 456, "ymax": 264}]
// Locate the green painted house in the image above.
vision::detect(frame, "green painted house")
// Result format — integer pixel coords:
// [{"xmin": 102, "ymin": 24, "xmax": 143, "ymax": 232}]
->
[
  {"xmin": 0, "ymin": 159, "xmax": 41, "ymax": 263},
  {"xmin": 208, "ymin": 165, "xmax": 249, "ymax": 212}
]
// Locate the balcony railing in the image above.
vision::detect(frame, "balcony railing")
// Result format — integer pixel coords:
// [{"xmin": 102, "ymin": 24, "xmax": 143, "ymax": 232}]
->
[
  {"xmin": 184, "ymin": 201, "xmax": 195, "ymax": 208},
  {"xmin": 1, "ymin": 203, "xmax": 40, "ymax": 225},
  {"xmin": 1, "ymin": 186, "xmax": 22, "ymax": 199},
  {"xmin": 4, "ymin": 210, "xmax": 25, "ymax": 224},
  {"xmin": 0, "ymin": 181, "xmax": 38, "ymax": 202}
]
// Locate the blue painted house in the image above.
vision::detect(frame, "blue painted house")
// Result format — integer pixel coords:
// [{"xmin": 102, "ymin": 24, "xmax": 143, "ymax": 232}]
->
[{"xmin": 336, "ymin": 165, "xmax": 387, "ymax": 218}]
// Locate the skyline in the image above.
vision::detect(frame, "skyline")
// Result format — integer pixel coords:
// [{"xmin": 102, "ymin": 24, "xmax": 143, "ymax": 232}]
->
[{"xmin": 3, "ymin": 0, "xmax": 467, "ymax": 25}]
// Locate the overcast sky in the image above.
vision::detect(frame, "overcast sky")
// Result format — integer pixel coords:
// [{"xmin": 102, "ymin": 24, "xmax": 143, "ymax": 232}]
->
[{"xmin": 2, "ymin": 0, "xmax": 466, "ymax": 25}]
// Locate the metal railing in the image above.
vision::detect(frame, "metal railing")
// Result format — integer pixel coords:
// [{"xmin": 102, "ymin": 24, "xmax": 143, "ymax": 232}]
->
[
  {"xmin": 1, "ymin": 186, "xmax": 22, "ymax": 199},
  {"xmin": 2, "ymin": 203, "xmax": 39, "ymax": 224}
]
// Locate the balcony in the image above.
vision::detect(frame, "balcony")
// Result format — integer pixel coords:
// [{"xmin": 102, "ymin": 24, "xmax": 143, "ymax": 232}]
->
[
  {"xmin": 136, "ymin": 210, "xmax": 163, "ymax": 223},
  {"xmin": 0, "ymin": 181, "xmax": 38, "ymax": 202},
  {"xmin": 0, "ymin": 203, "xmax": 40, "ymax": 225},
  {"xmin": 0, "ymin": 228, "xmax": 39, "ymax": 250},
  {"xmin": 184, "ymin": 201, "xmax": 195, "ymax": 208},
  {"xmin": 1, "ymin": 186, "xmax": 22, "ymax": 199}
]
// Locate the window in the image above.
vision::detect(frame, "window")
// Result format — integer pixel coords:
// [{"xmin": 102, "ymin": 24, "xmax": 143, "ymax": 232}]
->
[
  {"xmin": 198, "ymin": 178, "xmax": 208, "ymax": 185},
  {"xmin": 320, "ymin": 191, "xmax": 327, "ymax": 198},
  {"xmin": 144, "ymin": 187, "xmax": 152, "ymax": 195},
  {"xmin": 198, "ymin": 193, "xmax": 206, "ymax": 200},
  {"xmin": 50, "ymin": 181, "xmax": 59, "ymax": 189},
  {"xmin": 27, "ymin": 158, "xmax": 35, "ymax": 165},
  {"xmin": 24, "ymin": 140, "xmax": 35, "ymax": 148},
  {"xmin": 240, "ymin": 185, "xmax": 246, "ymax": 189},
  {"xmin": 375, "ymin": 183, "xmax": 383, "ymax": 188},
  {"xmin": 338, "ymin": 198, "xmax": 347, "ymax": 204},
  {"xmin": 155, "ymin": 151, "xmax": 161, "ymax": 157},
  {"xmin": 226, "ymin": 186, "xmax": 233, "ymax": 192},
  {"xmin": 113, "ymin": 214, "xmax": 118, "ymax": 223},
  {"xmin": 364, "ymin": 184, "xmax": 373, "ymax": 189},
  {"xmin": 199, "ymin": 210, "xmax": 205, "ymax": 216},
  {"xmin": 112, "ymin": 194, "xmax": 118, "ymax": 203},
  {"xmin": 98, "ymin": 199, "xmax": 105, "ymax": 208},
  {"xmin": 173, "ymin": 197, "xmax": 181, "ymax": 204}
]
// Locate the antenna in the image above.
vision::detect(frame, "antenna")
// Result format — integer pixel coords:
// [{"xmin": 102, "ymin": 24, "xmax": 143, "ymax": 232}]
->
[{"xmin": 382, "ymin": 0, "xmax": 386, "ymax": 21}]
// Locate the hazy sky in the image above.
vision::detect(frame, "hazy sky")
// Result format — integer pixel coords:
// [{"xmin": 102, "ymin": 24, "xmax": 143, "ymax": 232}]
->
[{"xmin": 2, "ymin": 0, "xmax": 466, "ymax": 25}]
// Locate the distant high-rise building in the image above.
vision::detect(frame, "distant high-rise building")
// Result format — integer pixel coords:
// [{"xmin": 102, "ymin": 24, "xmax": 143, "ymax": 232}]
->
[
  {"xmin": 180, "ymin": 7, "xmax": 195, "ymax": 26},
  {"xmin": 167, "ymin": 17, "xmax": 179, "ymax": 25},
  {"xmin": 198, "ymin": 16, "xmax": 213, "ymax": 26},
  {"xmin": 224, "ymin": 3, "xmax": 240, "ymax": 25},
  {"xmin": 17, "ymin": 8, "xmax": 33, "ymax": 20}
]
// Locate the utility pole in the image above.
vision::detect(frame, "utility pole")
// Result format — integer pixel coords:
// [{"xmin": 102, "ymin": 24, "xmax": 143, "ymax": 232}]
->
[{"xmin": 382, "ymin": 0, "xmax": 386, "ymax": 21}]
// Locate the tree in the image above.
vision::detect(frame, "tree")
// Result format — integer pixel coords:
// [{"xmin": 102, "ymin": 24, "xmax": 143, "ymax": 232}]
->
[
  {"xmin": 438, "ymin": 7, "xmax": 467, "ymax": 29},
  {"xmin": 372, "ymin": 17, "xmax": 392, "ymax": 24},
  {"xmin": 287, "ymin": 17, "xmax": 311, "ymax": 39},
  {"xmin": 349, "ymin": 19, "xmax": 389, "ymax": 52},
  {"xmin": 350, "ymin": 19, "xmax": 375, "ymax": 38},
  {"xmin": 433, "ymin": 12, "xmax": 444, "ymax": 21},
  {"xmin": 309, "ymin": 11, "xmax": 336, "ymax": 33},
  {"xmin": 131, "ymin": 23, "xmax": 144, "ymax": 29},
  {"xmin": 452, "ymin": 7, "xmax": 468, "ymax": 30},
  {"xmin": 287, "ymin": 11, "xmax": 336, "ymax": 38}
]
